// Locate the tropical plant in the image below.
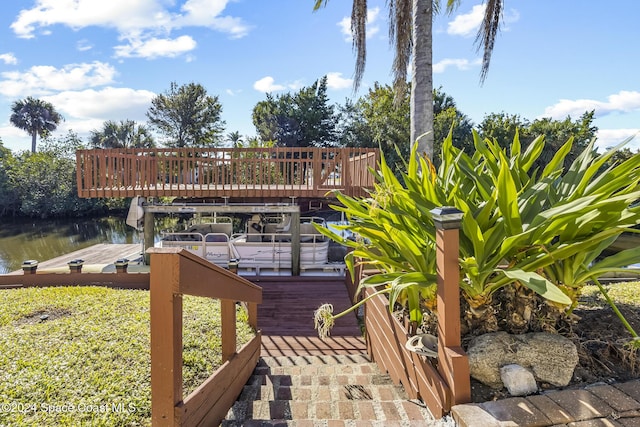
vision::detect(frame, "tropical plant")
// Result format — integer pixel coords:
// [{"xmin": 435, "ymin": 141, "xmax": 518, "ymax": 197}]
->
[
  {"xmin": 478, "ymin": 111, "xmax": 597, "ymax": 172},
  {"xmin": 226, "ymin": 131, "xmax": 243, "ymax": 148},
  {"xmin": 315, "ymin": 130, "xmax": 640, "ymax": 344},
  {"xmin": 147, "ymin": 82, "xmax": 225, "ymax": 148},
  {"xmin": 89, "ymin": 120, "xmax": 155, "ymax": 149},
  {"xmin": 313, "ymin": 0, "xmax": 504, "ymax": 159},
  {"xmin": 10, "ymin": 97, "xmax": 64, "ymax": 153}
]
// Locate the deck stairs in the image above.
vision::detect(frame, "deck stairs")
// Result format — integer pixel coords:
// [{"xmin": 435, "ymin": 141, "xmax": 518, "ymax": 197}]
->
[
  {"xmin": 221, "ymin": 354, "xmax": 435, "ymax": 426},
  {"xmin": 220, "ymin": 277, "xmax": 445, "ymax": 426}
]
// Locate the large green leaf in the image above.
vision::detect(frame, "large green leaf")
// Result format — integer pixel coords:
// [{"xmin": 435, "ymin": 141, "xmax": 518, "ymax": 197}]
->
[{"xmin": 502, "ymin": 269, "xmax": 571, "ymax": 305}]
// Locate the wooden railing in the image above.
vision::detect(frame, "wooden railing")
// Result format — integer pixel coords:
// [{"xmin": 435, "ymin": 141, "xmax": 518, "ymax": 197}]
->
[
  {"xmin": 361, "ymin": 216, "xmax": 471, "ymax": 417},
  {"xmin": 0, "ymin": 265, "xmax": 149, "ymax": 289},
  {"xmin": 147, "ymin": 247, "xmax": 262, "ymax": 427},
  {"xmin": 76, "ymin": 147, "xmax": 379, "ymax": 199}
]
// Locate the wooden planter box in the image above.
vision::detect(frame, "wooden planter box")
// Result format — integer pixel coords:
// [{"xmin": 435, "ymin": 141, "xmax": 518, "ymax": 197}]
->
[{"xmin": 364, "ymin": 287, "xmax": 470, "ymax": 418}]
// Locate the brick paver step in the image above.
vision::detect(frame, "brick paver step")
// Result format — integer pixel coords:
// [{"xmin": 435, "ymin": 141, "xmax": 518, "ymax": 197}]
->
[{"xmin": 221, "ymin": 355, "xmax": 437, "ymax": 426}]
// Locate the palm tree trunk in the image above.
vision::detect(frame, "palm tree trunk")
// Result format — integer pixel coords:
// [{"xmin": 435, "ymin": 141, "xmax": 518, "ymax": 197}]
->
[
  {"xmin": 411, "ymin": 0, "xmax": 434, "ymax": 160},
  {"xmin": 31, "ymin": 132, "xmax": 37, "ymax": 153}
]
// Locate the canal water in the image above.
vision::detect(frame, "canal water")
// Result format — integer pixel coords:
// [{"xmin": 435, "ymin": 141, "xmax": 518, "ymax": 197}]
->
[
  {"xmin": 0, "ymin": 211, "xmax": 349, "ymax": 274},
  {"xmin": 0, "ymin": 216, "xmax": 178, "ymax": 274}
]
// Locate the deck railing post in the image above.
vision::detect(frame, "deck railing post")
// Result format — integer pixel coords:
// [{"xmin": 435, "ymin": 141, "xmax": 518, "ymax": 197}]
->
[
  {"xmin": 431, "ymin": 206, "xmax": 471, "ymax": 407},
  {"xmin": 221, "ymin": 299, "xmax": 237, "ymax": 362},
  {"xmin": 150, "ymin": 251, "xmax": 183, "ymax": 426},
  {"xmin": 246, "ymin": 302, "xmax": 258, "ymax": 331}
]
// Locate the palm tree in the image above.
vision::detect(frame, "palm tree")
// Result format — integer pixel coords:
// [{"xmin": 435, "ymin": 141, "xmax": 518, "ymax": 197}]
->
[
  {"xmin": 90, "ymin": 120, "xmax": 155, "ymax": 149},
  {"xmin": 314, "ymin": 0, "xmax": 503, "ymax": 160},
  {"xmin": 226, "ymin": 131, "xmax": 244, "ymax": 148},
  {"xmin": 10, "ymin": 97, "xmax": 64, "ymax": 153}
]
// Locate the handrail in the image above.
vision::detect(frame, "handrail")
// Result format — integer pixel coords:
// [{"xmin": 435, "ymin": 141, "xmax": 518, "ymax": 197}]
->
[
  {"xmin": 147, "ymin": 247, "xmax": 262, "ymax": 427},
  {"xmin": 76, "ymin": 147, "xmax": 379, "ymax": 198}
]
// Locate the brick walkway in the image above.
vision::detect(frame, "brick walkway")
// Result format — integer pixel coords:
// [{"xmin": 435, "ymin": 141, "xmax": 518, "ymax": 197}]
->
[
  {"xmin": 225, "ymin": 277, "xmax": 640, "ymax": 426},
  {"xmin": 451, "ymin": 379, "xmax": 640, "ymax": 426},
  {"xmin": 222, "ymin": 354, "xmax": 448, "ymax": 426},
  {"xmin": 221, "ymin": 278, "xmax": 450, "ymax": 426}
]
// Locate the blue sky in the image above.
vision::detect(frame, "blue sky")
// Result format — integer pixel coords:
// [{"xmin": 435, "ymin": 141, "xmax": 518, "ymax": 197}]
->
[{"xmin": 0, "ymin": 0, "xmax": 639, "ymax": 153}]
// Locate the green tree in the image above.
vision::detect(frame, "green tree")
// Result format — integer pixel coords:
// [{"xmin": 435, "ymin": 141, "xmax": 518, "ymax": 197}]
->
[
  {"xmin": 252, "ymin": 76, "xmax": 337, "ymax": 147},
  {"xmin": 0, "ymin": 140, "xmax": 19, "ymax": 216},
  {"xmin": 337, "ymin": 84, "xmax": 472, "ymax": 169},
  {"xmin": 10, "ymin": 97, "xmax": 64, "ymax": 153},
  {"xmin": 147, "ymin": 82, "xmax": 225, "ymax": 148},
  {"xmin": 8, "ymin": 132, "xmax": 108, "ymax": 218},
  {"xmin": 90, "ymin": 120, "xmax": 155, "ymax": 149},
  {"xmin": 314, "ymin": 0, "xmax": 504, "ymax": 159},
  {"xmin": 478, "ymin": 111, "xmax": 598, "ymax": 172}
]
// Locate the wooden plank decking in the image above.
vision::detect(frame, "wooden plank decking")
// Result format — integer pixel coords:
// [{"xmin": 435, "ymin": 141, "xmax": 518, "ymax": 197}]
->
[
  {"xmin": 257, "ymin": 277, "xmax": 366, "ymax": 357},
  {"xmin": 8, "ymin": 243, "xmax": 144, "ymax": 274}
]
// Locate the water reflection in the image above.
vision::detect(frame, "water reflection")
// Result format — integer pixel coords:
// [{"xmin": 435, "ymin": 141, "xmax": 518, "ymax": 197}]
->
[{"xmin": 0, "ymin": 216, "xmax": 178, "ymax": 274}]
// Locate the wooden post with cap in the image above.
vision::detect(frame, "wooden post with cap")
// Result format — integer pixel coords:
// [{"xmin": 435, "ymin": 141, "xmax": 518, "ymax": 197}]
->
[{"xmin": 430, "ymin": 206, "xmax": 471, "ymax": 406}]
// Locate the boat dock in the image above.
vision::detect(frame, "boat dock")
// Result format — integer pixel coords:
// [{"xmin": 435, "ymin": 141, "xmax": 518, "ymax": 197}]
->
[{"xmin": 8, "ymin": 243, "xmax": 144, "ymax": 275}]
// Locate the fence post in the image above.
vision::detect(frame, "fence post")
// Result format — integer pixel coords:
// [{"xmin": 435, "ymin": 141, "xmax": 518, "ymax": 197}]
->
[
  {"xmin": 150, "ymin": 251, "xmax": 183, "ymax": 426},
  {"xmin": 430, "ymin": 207, "xmax": 471, "ymax": 406}
]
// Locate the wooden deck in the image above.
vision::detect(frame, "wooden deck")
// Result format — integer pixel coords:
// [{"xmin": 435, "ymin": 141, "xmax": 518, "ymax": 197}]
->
[
  {"xmin": 257, "ymin": 277, "xmax": 366, "ymax": 357},
  {"xmin": 76, "ymin": 147, "xmax": 378, "ymax": 199},
  {"xmin": 8, "ymin": 243, "xmax": 144, "ymax": 274}
]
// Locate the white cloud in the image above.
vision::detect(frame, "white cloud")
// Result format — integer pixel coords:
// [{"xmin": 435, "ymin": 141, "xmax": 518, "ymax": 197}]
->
[
  {"xmin": 11, "ymin": 0, "xmax": 165, "ymax": 38},
  {"xmin": 447, "ymin": 4, "xmax": 485, "ymax": 37},
  {"xmin": 253, "ymin": 76, "xmax": 285, "ymax": 93},
  {"xmin": 433, "ymin": 58, "xmax": 481, "ymax": 73},
  {"xmin": 542, "ymin": 91, "xmax": 640, "ymax": 119},
  {"xmin": 76, "ymin": 39, "xmax": 93, "ymax": 52},
  {"xmin": 0, "ymin": 53, "xmax": 18, "ymax": 65},
  {"xmin": 176, "ymin": 0, "xmax": 251, "ymax": 39},
  {"xmin": 0, "ymin": 86, "xmax": 156, "ymax": 150},
  {"xmin": 0, "ymin": 61, "xmax": 117, "ymax": 97},
  {"xmin": 595, "ymin": 129, "xmax": 640, "ymax": 152},
  {"xmin": 10, "ymin": 0, "xmax": 249, "ymax": 58},
  {"xmin": 44, "ymin": 87, "xmax": 155, "ymax": 120},
  {"xmin": 338, "ymin": 6, "xmax": 380, "ymax": 42},
  {"xmin": 447, "ymin": 5, "xmax": 519, "ymax": 37},
  {"xmin": 326, "ymin": 72, "xmax": 353, "ymax": 90},
  {"xmin": 114, "ymin": 35, "xmax": 197, "ymax": 59},
  {"xmin": 226, "ymin": 89, "xmax": 241, "ymax": 96}
]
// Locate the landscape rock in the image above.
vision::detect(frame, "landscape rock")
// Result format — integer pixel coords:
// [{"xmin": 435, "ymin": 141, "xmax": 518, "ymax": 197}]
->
[
  {"xmin": 467, "ymin": 331, "xmax": 578, "ymax": 389},
  {"xmin": 500, "ymin": 364, "xmax": 538, "ymax": 396}
]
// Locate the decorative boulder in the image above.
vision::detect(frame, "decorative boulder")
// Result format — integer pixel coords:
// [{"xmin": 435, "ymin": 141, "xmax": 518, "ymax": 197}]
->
[{"xmin": 467, "ymin": 331, "xmax": 578, "ymax": 389}]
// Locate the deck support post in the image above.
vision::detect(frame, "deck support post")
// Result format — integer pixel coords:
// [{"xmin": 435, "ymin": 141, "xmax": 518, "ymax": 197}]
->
[
  {"xmin": 291, "ymin": 209, "xmax": 300, "ymax": 276},
  {"xmin": 143, "ymin": 199, "xmax": 155, "ymax": 265}
]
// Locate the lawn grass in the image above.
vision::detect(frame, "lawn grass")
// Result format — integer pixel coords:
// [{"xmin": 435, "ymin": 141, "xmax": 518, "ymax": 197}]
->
[
  {"xmin": 0, "ymin": 286, "xmax": 256, "ymax": 427},
  {"xmin": 581, "ymin": 280, "xmax": 640, "ymax": 306}
]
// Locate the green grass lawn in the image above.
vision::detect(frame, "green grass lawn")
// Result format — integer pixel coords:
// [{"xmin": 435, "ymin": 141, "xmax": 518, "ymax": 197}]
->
[{"xmin": 0, "ymin": 286, "xmax": 256, "ymax": 427}]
